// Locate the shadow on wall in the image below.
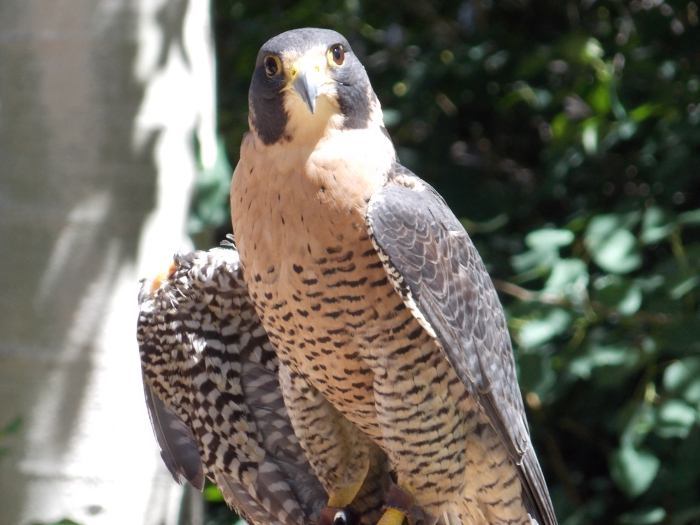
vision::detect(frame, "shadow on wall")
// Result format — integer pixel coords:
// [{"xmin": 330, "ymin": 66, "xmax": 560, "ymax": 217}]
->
[{"xmin": 0, "ymin": 0, "xmax": 189, "ymax": 521}]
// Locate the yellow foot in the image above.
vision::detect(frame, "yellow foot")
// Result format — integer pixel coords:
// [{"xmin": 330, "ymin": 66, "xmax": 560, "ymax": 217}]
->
[
  {"xmin": 377, "ymin": 508, "xmax": 406, "ymax": 525},
  {"xmin": 377, "ymin": 485, "xmax": 415, "ymax": 525}
]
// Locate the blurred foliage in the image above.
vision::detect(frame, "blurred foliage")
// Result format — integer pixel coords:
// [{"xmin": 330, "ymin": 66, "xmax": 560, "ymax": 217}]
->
[
  {"xmin": 0, "ymin": 416, "xmax": 21, "ymax": 461},
  {"xmin": 203, "ymin": 479, "xmax": 244, "ymax": 525},
  {"xmin": 32, "ymin": 518, "xmax": 80, "ymax": 525},
  {"xmin": 209, "ymin": 0, "xmax": 700, "ymax": 523},
  {"xmin": 189, "ymin": 136, "xmax": 234, "ymax": 248}
]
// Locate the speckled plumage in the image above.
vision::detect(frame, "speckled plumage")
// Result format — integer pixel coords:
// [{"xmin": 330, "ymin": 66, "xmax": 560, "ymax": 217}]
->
[
  {"xmin": 230, "ymin": 28, "xmax": 557, "ymax": 525},
  {"xmin": 137, "ymin": 248, "xmax": 391, "ymax": 525}
]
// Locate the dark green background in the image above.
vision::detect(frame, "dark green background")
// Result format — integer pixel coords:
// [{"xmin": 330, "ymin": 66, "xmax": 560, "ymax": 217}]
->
[{"xmin": 191, "ymin": 1, "xmax": 700, "ymax": 524}]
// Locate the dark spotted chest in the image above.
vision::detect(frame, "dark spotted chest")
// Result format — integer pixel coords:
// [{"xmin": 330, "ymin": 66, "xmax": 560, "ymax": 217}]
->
[{"xmin": 240, "ymin": 194, "xmax": 424, "ymax": 429}]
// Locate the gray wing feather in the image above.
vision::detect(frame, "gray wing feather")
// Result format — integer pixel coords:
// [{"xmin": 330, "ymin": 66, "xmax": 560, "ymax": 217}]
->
[
  {"xmin": 143, "ymin": 380, "xmax": 205, "ymax": 490},
  {"xmin": 366, "ymin": 168, "xmax": 556, "ymax": 525},
  {"xmin": 138, "ymin": 248, "xmax": 327, "ymax": 525}
]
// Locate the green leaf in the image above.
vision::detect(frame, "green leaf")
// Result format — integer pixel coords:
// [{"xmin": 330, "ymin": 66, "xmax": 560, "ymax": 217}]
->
[
  {"xmin": 525, "ymin": 228, "xmax": 574, "ymax": 250},
  {"xmin": 618, "ymin": 507, "xmax": 666, "ymax": 524},
  {"xmin": 204, "ymin": 484, "xmax": 225, "ymax": 502},
  {"xmin": 518, "ymin": 309, "xmax": 572, "ymax": 348},
  {"xmin": 511, "ymin": 248, "xmax": 559, "ymax": 273},
  {"xmin": 664, "ymin": 357, "xmax": 700, "ymax": 391},
  {"xmin": 382, "ymin": 108, "xmax": 401, "ymax": 127},
  {"xmin": 595, "ymin": 279, "xmax": 642, "ymax": 316},
  {"xmin": 678, "ymin": 208, "xmax": 700, "ymax": 226},
  {"xmin": 634, "ymin": 275, "xmax": 665, "ymax": 293},
  {"xmin": 618, "ymin": 285, "xmax": 643, "ymax": 316},
  {"xmin": 655, "ymin": 400, "xmax": 697, "ymax": 439},
  {"xmin": 610, "ymin": 445, "xmax": 660, "ymax": 498},
  {"xmin": 587, "ymin": 213, "xmax": 640, "ymax": 244},
  {"xmin": 569, "ymin": 345, "xmax": 639, "ymax": 380},
  {"xmin": 641, "ymin": 206, "xmax": 675, "ymax": 244},
  {"xmin": 586, "ymin": 214, "xmax": 620, "ymax": 244},
  {"xmin": 582, "ymin": 119, "xmax": 599, "ymax": 155},
  {"xmin": 582, "ymin": 38, "xmax": 604, "ymax": 61},
  {"xmin": 629, "ymin": 103, "xmax": 662, "ymax": 123},
  {"xmin": 642, "ymin": 206, "xmax": 662, "ymax": 229},
  {"xmin": 513, "ymin": 229, "xmax": 574, "ymax": 275},
  {"xmin": 663, "ymin": 357, "xmax": 700, "ymax": 404},
  {"xmin": 589, "ymin": 84, "xmax": 611, "ymax": 115},
  {"xmin": 669, "ymin": 276, "xmax": 699, "ymax": 300},
  {"xmin": 585, "ymin": 215, "xmax": 642, "ymax": 274},
  {"xmin": 551, "ymin": 113, "xmax": 569, "ymax": 139},
  {"xmin": 596, "ymin": 229, "xmax": 641, "ymax": 273},
  {"xmin": 544, "ymin": 258, "xmax": 589, "ymax": 292}
]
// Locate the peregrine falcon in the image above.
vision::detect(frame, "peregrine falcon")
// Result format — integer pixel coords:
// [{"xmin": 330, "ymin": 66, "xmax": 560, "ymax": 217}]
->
[
  {"xmin": 138, "ymin": 247, "xmax": 391, "ymax": 525},
  {"xmin": 230, "ymin": 28, "xmax": 558, "ymax": 525}
]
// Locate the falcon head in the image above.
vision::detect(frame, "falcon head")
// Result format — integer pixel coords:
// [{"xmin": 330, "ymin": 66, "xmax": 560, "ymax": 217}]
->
[{"xmin": 249, "ymin": 28, "xmax": 382, "ymax": 145}]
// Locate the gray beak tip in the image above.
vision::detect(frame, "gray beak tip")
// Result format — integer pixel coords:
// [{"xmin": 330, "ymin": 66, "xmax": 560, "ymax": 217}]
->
[{"xmin": 292, "ymin": 72, "xmax": 320, "ymax": 115}]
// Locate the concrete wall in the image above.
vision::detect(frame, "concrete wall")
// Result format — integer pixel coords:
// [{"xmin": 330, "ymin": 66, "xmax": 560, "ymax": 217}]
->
[{"xmin": 0, "ymin": 1, "xmax": 216, "ymax": 523}]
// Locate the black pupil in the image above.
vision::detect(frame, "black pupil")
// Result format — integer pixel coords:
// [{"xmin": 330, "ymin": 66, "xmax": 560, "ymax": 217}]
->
[
  {"xmin": 333, "ymin": 511, "xmax": 346, "ymax": 525},
  {"xmin": 265, "ymin": 57, "xmax": 278, "ymax": 76},
  {"xmin": 333, "ymin": 46, "xmax": 342, "ymax": 61}
]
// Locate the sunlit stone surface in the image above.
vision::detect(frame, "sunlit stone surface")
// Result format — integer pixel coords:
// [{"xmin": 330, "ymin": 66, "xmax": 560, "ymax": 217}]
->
[{"xmin": 0, "ymin": 0, "xmax": 215, "ymax": 523}]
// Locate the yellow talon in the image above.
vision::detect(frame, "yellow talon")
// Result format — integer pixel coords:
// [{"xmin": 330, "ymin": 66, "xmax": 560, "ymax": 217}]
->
[
  {"xmin": 376, "ymin": 484, "xmax": 414, "ymax": 525},
  {"xmin": 376, "ymin": 508, "xmax": 406, "ymax": 525}
]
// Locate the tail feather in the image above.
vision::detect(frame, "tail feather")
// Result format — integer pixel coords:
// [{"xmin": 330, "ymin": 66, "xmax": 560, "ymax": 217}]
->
[
  {"xmin": 214, "ymin": 472, "xmax": 276, "ymax": 525},
  {"xmin": 517, "ymin": 447, "xmax": 557, "ymax": 525}
]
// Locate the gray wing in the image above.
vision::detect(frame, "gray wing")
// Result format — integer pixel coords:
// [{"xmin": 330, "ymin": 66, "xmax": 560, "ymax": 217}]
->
[
  {"xmin": 137, "ymin": 248, "xmax": 328, "ymax": 525},
  {"xmin": 142, "ymin": 379, "xmax": 205, "ymax": 489},
  {"xmin": 366, "ymin": 166, "xmax": 557, "ymax": 525}
]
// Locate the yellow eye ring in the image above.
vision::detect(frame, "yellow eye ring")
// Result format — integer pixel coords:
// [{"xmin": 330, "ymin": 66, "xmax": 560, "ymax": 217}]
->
[
  {"xmin": 328, "ymin": 44, "xmax": 345, "ymax": 66},
  {"xmin": 264, "ymin": 55, "xmax": 281, "ymax": 77}
]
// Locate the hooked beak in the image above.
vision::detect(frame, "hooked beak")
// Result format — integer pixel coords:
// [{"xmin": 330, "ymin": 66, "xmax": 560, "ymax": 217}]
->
[{"xmin": 290, "ymin": 63, "xmax": 327, "ymax": 115}]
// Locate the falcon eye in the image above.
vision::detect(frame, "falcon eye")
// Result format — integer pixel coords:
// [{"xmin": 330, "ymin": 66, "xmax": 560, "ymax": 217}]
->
[
  {"xmin": 264, "ymin": 55, "xmax": 281, "ymax": 77},
  {"xmin": 329, "ymin": 44, "xmax": 345, "ymax": 66},
  {"xmin": 333, "ymin": 510, "xmax": 348, "ymax": 525}
]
